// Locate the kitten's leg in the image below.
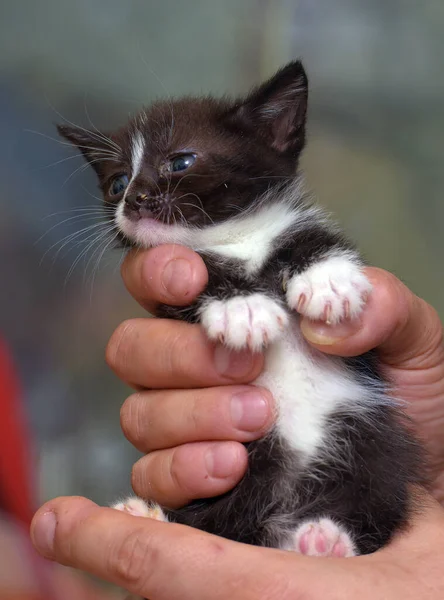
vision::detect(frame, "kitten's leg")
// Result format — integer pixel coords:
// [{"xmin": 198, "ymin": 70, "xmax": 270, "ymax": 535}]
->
[
  {"xmin": 285, "ymin": 253, "xmax": 372, "ymax": 324},
  {"xmin": 113, "ymin": 497, "xmax": 168, "ymax": 522},
  {"xmin": 199, "ymin": 293, "xmax": 288, "ymax": 352},
  {"xmin": 288, "ymin": 517, "xmax": 356, "ymax": 558}
]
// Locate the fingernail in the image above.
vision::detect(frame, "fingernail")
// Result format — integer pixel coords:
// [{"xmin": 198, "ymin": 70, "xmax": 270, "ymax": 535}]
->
[
  {"xmin": 161, "ymin": 259, "xmax": 192, "ymax": 299},
  {"xmin": 205, "ymin": 443, "xmax": 239, "ymax": 478},
  {"xmin": 300, "ymin": 318, "xmax": 361, "ymax": 346},
  {"xmin": 31, "ymin": 511, "xmax": 56, "ymax": 557},
  {"xmin": 214, "ymin": 346, "xmax": 255, "ymax": 378},
  {"xmin": 231, "ymin": 390, "xmax": 270, "ymax": 431}
]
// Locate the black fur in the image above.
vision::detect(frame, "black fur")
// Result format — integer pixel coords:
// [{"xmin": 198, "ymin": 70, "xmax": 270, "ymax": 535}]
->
[
  {"xmin": 58, "ymin": 60, "xmax": 425, "ymax": 556},
  {"xmin": 171, "ymin": 406, "xmax": 422, "ymax": 554},
  {"xmin": 156, "ymin": 251, "xmax": 423, "ymax": 554}
]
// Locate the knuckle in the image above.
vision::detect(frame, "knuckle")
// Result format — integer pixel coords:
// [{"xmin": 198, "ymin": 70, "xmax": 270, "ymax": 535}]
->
[
  {"xmin": 120, "ymin": 393, "xmax": 146, "ymax": 447},
  {"xmin": 131, "ymin": 457, "xmax": 154, "ymax": 499},
  {"xmin": 189, "ymin": 396, "xmax": 204, "ymax": 432},
  {"xmin": 169, "ymin": 330, "xmax": 197, "ymax": 377},
  {"xmin": 106, "ymin": 319, "xmax": 138, "ymax": 373},
  {"xmin": 131, "ymin": 460, "xmax": 144, "ymax": 495},
  {"xmin": 169, "ymin": 448, "xmax": 195, "ymax": 497},
  {"xmin": 109, "ymin": 526, "xmax": 157, "ymax": 590}
]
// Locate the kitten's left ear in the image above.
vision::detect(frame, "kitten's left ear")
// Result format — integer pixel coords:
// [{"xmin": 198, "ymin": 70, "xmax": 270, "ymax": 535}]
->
[
  {"xmin": 233, "ymin": 60, "xmax": 308, "ymax": 155},
  {"xmin": 57, "ymin": 124, "xmax": 113, "ymax": 176}
]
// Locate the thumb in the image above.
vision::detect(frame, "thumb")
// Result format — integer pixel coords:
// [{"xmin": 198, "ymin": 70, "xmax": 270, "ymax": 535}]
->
[
  {"xmin": 30, "ymin": 496, "xmax": 364, "ymax": 599},
  {"xmin": 300, "ymin": 267, "xmax": 443, "ymax": 368}
]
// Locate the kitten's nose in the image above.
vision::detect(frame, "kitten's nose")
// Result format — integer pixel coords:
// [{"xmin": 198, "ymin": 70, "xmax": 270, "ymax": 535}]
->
[{"xmin": 125, "ymin": 193, "xmax": 147, "ymax": 211}]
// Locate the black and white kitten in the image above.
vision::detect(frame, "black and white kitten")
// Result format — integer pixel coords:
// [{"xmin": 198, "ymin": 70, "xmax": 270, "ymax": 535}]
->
[{"xmin": 59, "ymin": 61, "xmax": 423, "ymax": 560}]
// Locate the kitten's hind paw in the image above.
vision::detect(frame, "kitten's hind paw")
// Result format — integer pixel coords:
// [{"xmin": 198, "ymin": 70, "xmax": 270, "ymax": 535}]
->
[
  {"xmin": 112, "ymin": 497, "xmax": 167, "ymax": 521},
  {"xmin": 290, "ymin": 517, "xmax": 356, "ymax": 557},
  {"xmin": 200, "ymin": 293, "xmax": 288, "ymax": 352}
]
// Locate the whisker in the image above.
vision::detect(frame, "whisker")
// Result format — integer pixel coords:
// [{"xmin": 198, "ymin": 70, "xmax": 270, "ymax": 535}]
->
[
  {"xmin": 65, "ymin": 227, "xmax": 116, "ymax": 284},
  {"xmin": 36, "ymin": 213, "xmax": 112, "ymax": 243},
  {"xmin": 52, "ymin": 225, "xmax": 114, "ymax": 261},
  {"xmin": 180, "ymin": 202, "xmax": 214, "ymax": 225},
  {"xmin": 247, "ymin": 175, "xmax": 294, "ymax": 181},
  {"xmin": 87, "ymin": 230, "xmax": 120, "ymax": 302},
  {"xmin": 40, "ymin": 221, "xmax": 113, "ymax": 266},
  {"xmin": 175, "ymin": 205, "xmax": 187, "ymax": 226},
  {"xmin": 82, "ymin": 98, "xmax": 122, "ymax": 154},
  {"xmin": 25, "ymin": 128, "xmax": 121, "ymax": 158},
  {"xmin": 225, "ymin": 203, "xmax": 245, "ymax": 214},
  {"xmin": 137, "ymin": 48, "xmax": 175, "ymax": 147},
  {"xmin": 44, "ymin": 99, "xmax": 122, "ymax": 154},
  {"xmin": 42, "ymin": 207, "xmax": 114, "ymax": 219},
  {"xmin": 62, "ymin": 156, "xmax": 119, "ymax": 187}
]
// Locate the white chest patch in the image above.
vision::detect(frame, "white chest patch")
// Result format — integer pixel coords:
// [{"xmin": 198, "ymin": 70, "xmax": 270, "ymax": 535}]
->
[
  {"xmin": 199, "ymin": 288, "xmax": 380, "ymax": 463},
  {"xmin": 195, "ymin": 203, "xmax": 300, "ymax": 274},
  {"xmin": 255, "ymin": 318, "xmax": 374, "ymax": 461}
]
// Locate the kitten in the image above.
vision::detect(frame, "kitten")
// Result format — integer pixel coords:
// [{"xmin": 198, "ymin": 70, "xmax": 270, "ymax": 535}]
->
[{"xmin": 58, "ymin": 61, "xmax": 424, "ymax": 561}]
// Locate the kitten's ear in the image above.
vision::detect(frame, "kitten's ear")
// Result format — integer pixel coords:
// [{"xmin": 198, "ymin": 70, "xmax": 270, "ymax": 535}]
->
[
  {"xmin": 57, "ymin": 124, "xmax": 112, "ymax": 175},
  {"xmin": 233, "ymin": 61, "xmax": 308, "ymax": 155}
]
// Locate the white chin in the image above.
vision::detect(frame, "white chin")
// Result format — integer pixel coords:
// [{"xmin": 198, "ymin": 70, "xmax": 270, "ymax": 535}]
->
[{"xmin": 115, "ymin": 203, "xmax": 191, "ymax": 249}]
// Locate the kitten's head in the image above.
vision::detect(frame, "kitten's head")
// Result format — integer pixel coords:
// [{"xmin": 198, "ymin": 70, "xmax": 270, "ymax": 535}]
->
[{"xmin": 58, "ymin": 61, "xmax": 308, "ymax": 248}]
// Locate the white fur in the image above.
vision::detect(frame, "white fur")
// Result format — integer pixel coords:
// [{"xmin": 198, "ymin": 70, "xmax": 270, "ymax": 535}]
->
[
  {"xmin": 113, "ymin": 497, "xmax": 167, "ymax": 521},
  {"xmin": 197, "ymin": 202, "xmax": 298, "ymax": 275},
  {"xmin": 115, "ymin": 180, "xmax": 325, "ymax": 275},
  {"xmin": 256, "ymin": 317, "xmax": 378, "ymax": 460},
  {"xmin": 286, "ymin": 253, "xmax": 372, "ymax": 324},
  {"xmin": 199, "ymin": 294, "xmax": 288, "ymax": 352},
  {"xmin": 288, "ymin": 517, "xmax": 356, "ymax": 557},
  {"xmin": 123, "ymin": 131, "xmax": 145, "ymax": 201}
]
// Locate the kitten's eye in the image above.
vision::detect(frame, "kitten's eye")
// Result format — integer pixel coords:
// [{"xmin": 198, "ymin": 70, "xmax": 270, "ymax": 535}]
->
[
  {"xmin": 170, "ymin": 153, "xmax": 196, "ymax": 173},
  {"xmin": 109, "ymin": 174, "xmax": 129, "ymax": 196}
]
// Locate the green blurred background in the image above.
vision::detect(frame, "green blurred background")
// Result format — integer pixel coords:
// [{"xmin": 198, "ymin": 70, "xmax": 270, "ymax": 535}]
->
[{"xmin": 1, "ymin": 0, "xmax": 443, "ymax": 509}]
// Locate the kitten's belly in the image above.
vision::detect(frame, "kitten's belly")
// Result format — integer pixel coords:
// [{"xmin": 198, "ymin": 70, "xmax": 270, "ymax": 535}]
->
[{"xmin": 254, "ymin": 317, "xmax": 371, "ymax": 462}]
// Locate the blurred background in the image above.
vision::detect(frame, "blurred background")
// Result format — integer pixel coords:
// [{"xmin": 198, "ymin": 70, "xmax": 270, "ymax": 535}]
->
[{"xmin": 0, "ymin": 0, "xmax": 443, "ymax": 593}]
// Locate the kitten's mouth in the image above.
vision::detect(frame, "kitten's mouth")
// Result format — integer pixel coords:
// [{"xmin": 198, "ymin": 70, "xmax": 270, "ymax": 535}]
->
[
  {"xmin": 124, "ymin": 205, "xmax": 155, "ymax": 222},
  {"xmin": 123, "ymin": 194, "xmax": 172, "ymax": 224},
  {"xmin": 116, "ymin": 197, "xmax": 191, "ymax": 249}
]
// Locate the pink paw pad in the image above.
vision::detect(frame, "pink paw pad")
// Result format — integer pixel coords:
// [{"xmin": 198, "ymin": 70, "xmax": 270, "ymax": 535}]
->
[{"xmin": 292, "ymin": 518, "xmax": 356, "ymax": 558}]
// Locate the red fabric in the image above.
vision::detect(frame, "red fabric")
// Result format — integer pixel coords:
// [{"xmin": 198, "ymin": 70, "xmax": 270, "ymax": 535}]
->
[{"xmin": 0, "ymin": 338, "xmax": 35, "ymax": 526}]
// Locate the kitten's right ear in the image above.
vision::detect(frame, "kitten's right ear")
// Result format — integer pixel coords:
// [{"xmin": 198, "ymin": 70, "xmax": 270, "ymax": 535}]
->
[{"xmin": 57, "ymin": 124, "xmax": 114, "ymax": 175}]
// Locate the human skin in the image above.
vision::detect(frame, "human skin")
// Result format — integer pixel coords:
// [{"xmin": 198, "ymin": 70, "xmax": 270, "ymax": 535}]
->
[{"xmin": 31, "ymin": 245, "xmax": 444, "ymax": 599}]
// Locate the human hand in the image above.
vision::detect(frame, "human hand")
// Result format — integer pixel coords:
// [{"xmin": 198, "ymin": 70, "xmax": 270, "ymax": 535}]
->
[
  {"xmin": 110, "ymin": 246, "xmax": 444, "ymax": 507},
  {"xmin": 31, "ymin": 493, "xmax": 444, "ymax": 599},
  {"xmin": 31, "ymin": 246, "xmax": 444, "ymax": 597}
]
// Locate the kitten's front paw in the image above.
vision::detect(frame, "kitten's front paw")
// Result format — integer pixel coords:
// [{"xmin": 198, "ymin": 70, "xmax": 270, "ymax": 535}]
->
[
  {"xmin": 286, "ymin": 255, "xmax": 372, "ymax": 324},
  {"xmin": 290, "ymin": 517, "xmax": 356, "ymax": 557},
  {"xmin": 200, "ymin": 294, "xmax": 288, "ymax": 352},
  {"xmin": 113, "ymin": 497, "xmax": 167, "ymax": 521}
]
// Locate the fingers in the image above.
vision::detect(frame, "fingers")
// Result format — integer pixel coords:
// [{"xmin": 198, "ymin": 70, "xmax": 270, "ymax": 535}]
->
[
  {"xmin": 122, "ymin": 387, "xmax": 273, "ymax": 507},
  {"xmin": 29, "ymin": 497, "xmax": 282, "ymax": 600},
  {"xmin": 121, "ymin": 386, "xmax": 274, "ymax": 453},
  {"xmin": 121, "ymin": 245, "xmax": 208, "ymax": 313},
  {"xmin": 29, "ymin": 496, "xmax": 339, "ymax": 600},
  {"xmin": 300, "ymin": 267, "xmax": 443, "ymax": 368},
  {"xmin": 132, "ymin": 442, "xmax": 248, "ymax": 508},
  {"xmin": 106, "ymin": 318, "xmax": 264, "ymax": 388},
  {"xmin": 32, "ymin": 496, "xmax": 444, "ymax": 600}
]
